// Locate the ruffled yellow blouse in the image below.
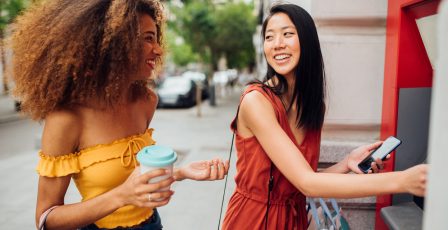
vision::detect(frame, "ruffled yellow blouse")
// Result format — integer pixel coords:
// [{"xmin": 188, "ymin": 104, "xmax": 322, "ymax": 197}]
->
[{"xmin": 36, "ymin": 128, "xmax": 156, "ymax": 229}]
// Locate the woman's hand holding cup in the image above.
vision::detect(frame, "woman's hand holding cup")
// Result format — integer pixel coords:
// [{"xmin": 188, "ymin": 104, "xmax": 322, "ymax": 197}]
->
[
  {"xmin": 136, "ymin": 145, "xmax": 177, "ymax": 201},
  {"xmin": 114, "ymin": 145, "xmax": 178, "ymax": 208},
  {"xmin": 116, "ymin": 167, "xmax": 175, "ymax": 208}
]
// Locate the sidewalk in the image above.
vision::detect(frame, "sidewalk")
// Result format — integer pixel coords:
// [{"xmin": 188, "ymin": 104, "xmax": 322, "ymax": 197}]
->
[{"xmin": 0, "ymin": 94, "xmax": 22, "ymax": 124}]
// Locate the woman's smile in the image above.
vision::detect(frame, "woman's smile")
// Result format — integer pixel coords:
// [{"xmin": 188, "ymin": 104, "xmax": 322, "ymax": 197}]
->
[
  {"xmin": 273, "ymin": 53, "xmax": 292, "ymax": 64},
  {"xmin": 263, "ymin": 12, "xmax": 301, "ymax": 78}
]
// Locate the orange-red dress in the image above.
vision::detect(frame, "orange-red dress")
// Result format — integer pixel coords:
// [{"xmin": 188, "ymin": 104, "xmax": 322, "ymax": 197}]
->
[{"xmin": 223, "ymin": 84, "xmax": 321, "ymax": 230}]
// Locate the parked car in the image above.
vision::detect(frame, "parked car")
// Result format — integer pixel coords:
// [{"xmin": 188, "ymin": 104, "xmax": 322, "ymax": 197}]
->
[
  {"xmin": 157, "ymin": 76, "xmax": 197, "ymax": 108},
  {"xmin": 182, "ymin": 71, "xmax": 209, "ymax": 99}
]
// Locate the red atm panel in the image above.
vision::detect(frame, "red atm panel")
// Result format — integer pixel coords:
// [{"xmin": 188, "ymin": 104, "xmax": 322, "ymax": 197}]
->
[{"xmin": 378, "ymin": 0, "xmax": 440, "ymax": 229}]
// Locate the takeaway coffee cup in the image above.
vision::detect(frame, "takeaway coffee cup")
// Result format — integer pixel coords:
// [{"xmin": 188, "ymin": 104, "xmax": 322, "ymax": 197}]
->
[{"xmin": 137, "ymin": 145, "xmax": 177, "ymax": 199}]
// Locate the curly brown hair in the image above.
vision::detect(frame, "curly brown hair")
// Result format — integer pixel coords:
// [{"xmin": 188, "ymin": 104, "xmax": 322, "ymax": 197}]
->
[{"xmin": 11, "ymin": 0, "xmax": 165, "ymax": 120}]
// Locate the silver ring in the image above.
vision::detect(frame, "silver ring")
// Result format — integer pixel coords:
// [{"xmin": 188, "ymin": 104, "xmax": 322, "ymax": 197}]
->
[{"xmin": 148, "ymin": 193, "xmax": 152, "ymax": 202}]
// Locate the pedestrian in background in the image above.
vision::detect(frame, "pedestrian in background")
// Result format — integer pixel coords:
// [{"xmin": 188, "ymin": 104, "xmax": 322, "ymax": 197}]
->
[
  {"xmin": 11, "ymin": 0, "xmax": 228, "ymax": 229},
  {"xmin": 222, "ymin": 3, "xmax": 427, "ymax": 229}
]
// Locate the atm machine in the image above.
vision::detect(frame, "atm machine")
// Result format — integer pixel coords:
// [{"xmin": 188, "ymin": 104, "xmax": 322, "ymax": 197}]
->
[{"xmin": 376, "ymin": 0, "xmax": 442, "ymax": 229}]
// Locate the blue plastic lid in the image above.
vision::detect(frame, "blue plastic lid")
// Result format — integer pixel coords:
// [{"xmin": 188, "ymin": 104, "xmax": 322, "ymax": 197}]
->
[{"xmin": 137, "ymin": 145, "xmax": 177, "ymax": 167}]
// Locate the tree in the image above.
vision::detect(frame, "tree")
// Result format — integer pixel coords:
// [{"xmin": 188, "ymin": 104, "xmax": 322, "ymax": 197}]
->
[
  {"xmin": 214, "ymin": 2, "xmax": 256, "ymax": 69},
  {"xmin": 170, "ymin": 0, "xmax": 218, "ymax": 71},
  {"xmin": 0, "ymin": 0, "xmax": 27, "ymax": 95},
  {"xmin": 165, "ymin": 28, "xmax": 200, "ymax": 67},
  {"xmin": 168, "ymin": 1, "xmax": 255, "ymax": 71}
]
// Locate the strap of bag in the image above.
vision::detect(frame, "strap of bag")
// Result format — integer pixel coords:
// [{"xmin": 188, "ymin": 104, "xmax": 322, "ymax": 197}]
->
[
  {"xmin": 217, "ymin": 132, "xmax": 235, "ymax": 230},
  {"xmin": 218, "ymin": 86, "xmax": 276, "ymax": 229},
  {"xmin": 319, "ymin": 198, "xmax": 337, "ymax": 228},
  {"xmin": 329, "ymin": 198, "xmax": 341, "ymax": 223},
  {"xmin": 264, "ymin": 162, "xmax": 274, "ymax": 230},
  {"xmin": 308, "ymin": 198, "xmax": 321, "ymax": 228},
  {"xmin": 308, "ymin": 198, "xmax": 338, "ymax": 229},
  {"xmin": 217, "ymin": 105, "xmax": 240, "ymax": 230}
]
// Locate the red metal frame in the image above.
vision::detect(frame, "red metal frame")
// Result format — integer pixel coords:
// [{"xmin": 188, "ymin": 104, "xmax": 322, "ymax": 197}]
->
[{"xmin": 377, "ymin": 0, "xmax": 440, "ymax": 229}]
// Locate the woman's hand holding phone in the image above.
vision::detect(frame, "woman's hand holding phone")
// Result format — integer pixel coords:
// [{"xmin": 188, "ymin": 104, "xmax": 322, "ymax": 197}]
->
[
  {"xmin": 346, "ymin": 141, "xmax": 389, "ymax": 174},
  {"xmin": 356, "ymin": 136, "xmax": 401, "ymax": 174}
]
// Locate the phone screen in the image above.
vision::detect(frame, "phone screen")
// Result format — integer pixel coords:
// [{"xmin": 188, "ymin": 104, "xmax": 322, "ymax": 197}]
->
[
  {"xmin": 370, "ymin": 137, "xmax": 401, "ymax": 159},
  {"xmin": 358, "ymin": 136, "xmax": 402, "ymax": 173}
]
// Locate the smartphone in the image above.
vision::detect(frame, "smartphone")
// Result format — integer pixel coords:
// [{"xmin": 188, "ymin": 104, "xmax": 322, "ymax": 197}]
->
[{"xmin": 358, "ymin": 136, "xmax": 402, "ymax": 174}]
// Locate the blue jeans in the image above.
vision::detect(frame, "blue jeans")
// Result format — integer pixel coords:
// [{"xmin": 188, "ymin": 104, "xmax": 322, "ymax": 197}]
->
[{"xmin": 80, "ymin": 209, "xmax": 163, "ymax": 230}]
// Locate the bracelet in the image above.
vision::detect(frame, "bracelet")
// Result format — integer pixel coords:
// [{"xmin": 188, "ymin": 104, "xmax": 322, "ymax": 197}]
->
[{"xmin": 38, "ymin": 206, "xmax": 59, "ymax": 230}]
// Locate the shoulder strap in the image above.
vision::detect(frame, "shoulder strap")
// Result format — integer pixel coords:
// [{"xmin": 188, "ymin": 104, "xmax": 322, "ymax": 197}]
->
[
  {"xmin": 218, "ymin": 84, "xmax": 278, "ymax": 230},
  {"xmin": 217, "ymin": 105, "xmax": 240, "ymax": 230},
  {"xmin": 264, "ymin": 162, "xmax": 274, "ymax": 230}
]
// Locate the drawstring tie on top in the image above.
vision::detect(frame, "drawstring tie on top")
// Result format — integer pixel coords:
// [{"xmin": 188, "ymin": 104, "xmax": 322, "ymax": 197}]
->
[{"xmin": 120, "ymin": 137, "xmax": 146, "ymax": 167}]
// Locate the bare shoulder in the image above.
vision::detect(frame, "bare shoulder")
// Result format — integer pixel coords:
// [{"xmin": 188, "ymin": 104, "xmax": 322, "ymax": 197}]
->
[
  {"xmin": 41, "ymin": 109, "xmax": 82, "ymax": 156},
  {"xmin": 240, "ymin": 90, "xmax": 275, "ymax": 115},
  {"xmin": 239, "ymin": 90, "xmax": 277, "ymax": 126}
]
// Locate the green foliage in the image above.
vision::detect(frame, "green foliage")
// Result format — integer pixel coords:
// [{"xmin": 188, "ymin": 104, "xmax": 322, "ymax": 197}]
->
[
  {"xmin": 1, "ymin": 0, "xmax": 28, "ymax": 94},
  {"xmin": 170, "ymin": 0, "xmax": 217, "ymax": 68},
  {"xmin": 165, "ymin": 29, "xmax": 200, "ymax": 67},
  {"xmin": 214, "ymin": 2, "xmax": 256, "ymax": 69},
  {"xmin": 168, "ymin": 1, "xmax": 256, "ymax": 70},
  {"xmin": 0, "ymin": 0, "xmax": 27, "ymax": 30}
]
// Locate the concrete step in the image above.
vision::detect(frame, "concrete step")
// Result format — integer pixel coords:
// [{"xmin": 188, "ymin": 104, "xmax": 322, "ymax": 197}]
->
[{"xmin": 320, "ymin": 139, "xmax": 372, "ymax": 165}]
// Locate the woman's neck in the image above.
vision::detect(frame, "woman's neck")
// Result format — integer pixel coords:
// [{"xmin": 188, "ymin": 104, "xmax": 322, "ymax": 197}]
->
[
  {"xmin": 283, "ymin": 74, "xmax": 296, "ymax": 106},
  {"xmin": 269, "ymin": 75, "xmax": 296, "ymax": 110}
]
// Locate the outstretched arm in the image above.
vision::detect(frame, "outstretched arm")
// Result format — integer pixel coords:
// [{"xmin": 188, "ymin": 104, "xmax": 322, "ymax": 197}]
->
[
  {"xmin": 239, "ymin": 91, "xmax": 426, "ymax": 198},
  {"xmin": 173, "ymin": 158, "xmax": 230, "ymax": 181}
]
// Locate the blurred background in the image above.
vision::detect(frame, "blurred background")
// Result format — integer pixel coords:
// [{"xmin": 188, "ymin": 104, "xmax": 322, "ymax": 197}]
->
[{"xmin": 1, "ymin": 0, "xmax": 445, "ymax": 229}]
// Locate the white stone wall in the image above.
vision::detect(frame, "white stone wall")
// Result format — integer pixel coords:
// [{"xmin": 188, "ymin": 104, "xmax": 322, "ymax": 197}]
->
[{"xmin": 312, "ymin": 0, "xmax": 388, "ymax": 125}]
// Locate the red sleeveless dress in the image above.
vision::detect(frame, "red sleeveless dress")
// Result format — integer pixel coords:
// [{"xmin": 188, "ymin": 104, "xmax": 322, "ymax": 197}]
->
[{"xmin": 223, "ymin": 84, "xmax": 321, "ymax": 230}]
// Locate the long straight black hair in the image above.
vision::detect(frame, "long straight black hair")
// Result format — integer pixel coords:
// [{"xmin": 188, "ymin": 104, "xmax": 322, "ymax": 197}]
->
[{"xmin": 261, "ymin": 4, "xmax": 326, "ymax": 132}]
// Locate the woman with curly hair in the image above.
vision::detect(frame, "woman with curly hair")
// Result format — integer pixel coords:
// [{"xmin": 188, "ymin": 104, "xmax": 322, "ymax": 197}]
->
[{"xmin": 11, "ymin": 0, "xmax": 228, "ymax": 229}]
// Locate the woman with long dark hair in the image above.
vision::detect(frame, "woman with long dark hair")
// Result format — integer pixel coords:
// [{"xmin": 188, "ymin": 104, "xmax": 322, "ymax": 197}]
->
[{"xmin": 222, "ymin": 3, "xmax": 427, "ymax": 229}]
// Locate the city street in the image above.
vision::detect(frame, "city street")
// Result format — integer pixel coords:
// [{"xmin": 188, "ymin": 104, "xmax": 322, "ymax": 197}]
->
[{"xmin": 0, "ymin": 90, "xmax": 242, "ymax": 229}]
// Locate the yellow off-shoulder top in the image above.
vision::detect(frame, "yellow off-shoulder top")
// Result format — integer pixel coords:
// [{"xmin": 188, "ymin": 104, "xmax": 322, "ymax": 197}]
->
[{"xmin": 36, "ymin": 128, "xmax": 156, "ymax": 229}]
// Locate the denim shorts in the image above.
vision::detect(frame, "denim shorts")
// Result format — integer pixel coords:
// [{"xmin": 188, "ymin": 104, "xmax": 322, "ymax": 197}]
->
[{"xmin": 80, "ymin": 209, "xmax": 163, "ymax": 230}]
